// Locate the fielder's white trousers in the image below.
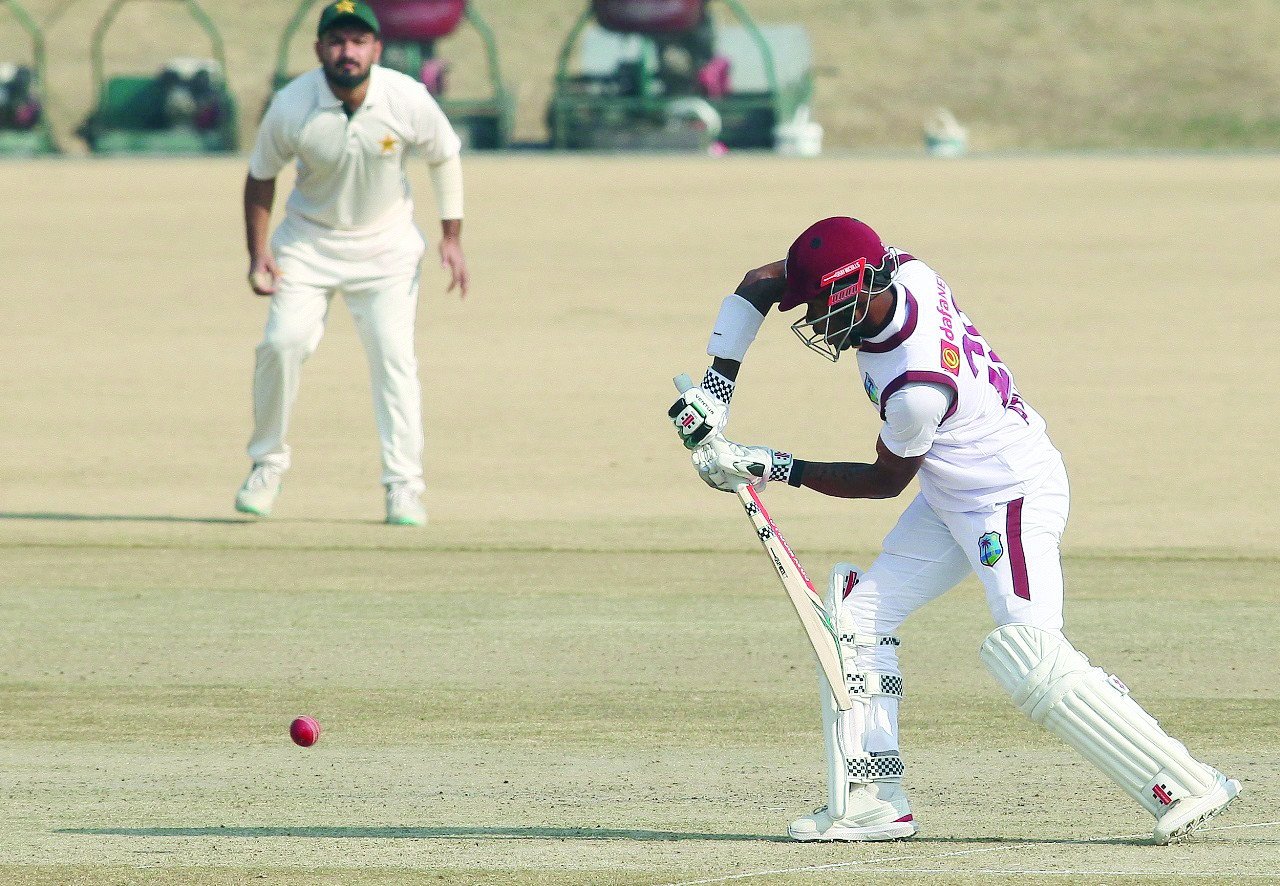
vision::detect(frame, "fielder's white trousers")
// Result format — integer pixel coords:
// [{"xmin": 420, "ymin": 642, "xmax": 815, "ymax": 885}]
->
[
  {"xmin": 248, "ymin": 216, "xmax": 427, "ymax": 491},
  {"xmin": 843, "ymin": 459, "xmax": 1070, "ymax": 753}
]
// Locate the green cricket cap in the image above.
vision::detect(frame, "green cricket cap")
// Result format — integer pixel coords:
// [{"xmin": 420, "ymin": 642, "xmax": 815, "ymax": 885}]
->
[{"xmin": 317, "ymin": 0, "xmax": 380, "ymax": 37}]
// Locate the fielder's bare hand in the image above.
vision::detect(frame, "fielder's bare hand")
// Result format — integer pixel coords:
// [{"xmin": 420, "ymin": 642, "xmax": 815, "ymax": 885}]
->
[
  {"xmin": 439, "ymin": 232, "xmax": 468, "ymax": 299},
  {"xmin": 247, "ymin": 253, "xmax": 282, "ymax": 296}
]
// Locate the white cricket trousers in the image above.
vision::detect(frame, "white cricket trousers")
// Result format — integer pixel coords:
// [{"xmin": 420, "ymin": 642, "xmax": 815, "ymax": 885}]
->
[
  {"xmin": 248, "ymin": 216, "xmax": 427, "ymax": 491},
  {"xmin": 842, "ymin": 458, "xmax": 1070, "ymax": 754}
]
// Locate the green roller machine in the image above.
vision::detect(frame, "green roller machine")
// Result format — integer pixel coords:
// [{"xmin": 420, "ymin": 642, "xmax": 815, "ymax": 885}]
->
[
  {"xmin": 549, "ymin": 0, "xmax": 817, "ymax": 152},
  {"xmin": 77, "ymin": 0, "xmax": 238, "ymax": 154},
  {"xmin": 272, "ymin": 0, "xmax": 513, "ymax": 149},
  {"xmin": 0, "ymin": 0, "xmax": 58, "ymax": 155}
]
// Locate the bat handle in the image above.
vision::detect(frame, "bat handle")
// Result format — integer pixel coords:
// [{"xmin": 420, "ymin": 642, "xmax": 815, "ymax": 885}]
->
[{"xmin": 673, "ymin": 373, "xmax": 694, "ymax": 394}]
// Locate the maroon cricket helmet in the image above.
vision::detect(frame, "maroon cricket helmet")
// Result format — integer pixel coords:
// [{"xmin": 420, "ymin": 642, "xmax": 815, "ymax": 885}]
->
[{"xmin": 780, "ymin": 217, "xmax": 891, "ymax": 311}]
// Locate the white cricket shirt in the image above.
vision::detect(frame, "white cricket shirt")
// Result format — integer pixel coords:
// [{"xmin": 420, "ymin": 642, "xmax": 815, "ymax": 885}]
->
[
  {"xmin": 857, "ymin": 256, "xmax": 1063, "ymax": 512},
  {"xmin": 249, "ymin": 65, "xmax": 461, "ymax": 233}
]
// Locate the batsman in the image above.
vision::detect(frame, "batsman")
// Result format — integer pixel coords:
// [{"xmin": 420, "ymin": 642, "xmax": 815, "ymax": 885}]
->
[{"xmin": 668, "ymin": 217, "xmax": 1240, "ymax": 843}]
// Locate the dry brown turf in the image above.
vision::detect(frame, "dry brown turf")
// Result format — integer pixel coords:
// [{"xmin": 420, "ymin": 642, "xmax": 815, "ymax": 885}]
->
[{"xmin": 0, "ymin": 154, "xmax": 1277, "ymax": 883}]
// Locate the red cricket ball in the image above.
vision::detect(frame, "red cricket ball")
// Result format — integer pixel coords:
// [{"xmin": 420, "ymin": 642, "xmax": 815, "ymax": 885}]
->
[{"xmin": 289, "ymin": 715, "xmax": 321, "ymax": 747}]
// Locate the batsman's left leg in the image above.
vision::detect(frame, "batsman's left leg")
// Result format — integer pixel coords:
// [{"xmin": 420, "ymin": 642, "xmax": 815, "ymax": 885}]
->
[{"xmin": 790, "ymin": 496, "xmax": 972, "ymax": 842}]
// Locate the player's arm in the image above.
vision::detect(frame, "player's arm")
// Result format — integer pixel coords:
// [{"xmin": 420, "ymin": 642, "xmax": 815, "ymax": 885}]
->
[
  {"xmin": 243, "ymin": 174, "xmax": 279, "ymax": 295},
  {"xmin": 793, "ymin": 382, "xmax": 949, "ymax": 498},
  {"xmin": 710, "ymin": 259, "xmax": 786, "ymax": 381},
  {"xmin": 789, "ymin": 440, "xmax": 923, "ymax": 499},
  {"xmin": 670, "ymin": 259, "xmax": 786, "ymax": 448},
  {"xmin": 428, "ymin": 153, "xmax": 467, "ymax": 298},
  {"xmin": 244, "ymin": 92, "xmax": 294, "ymax": 296},
  {"xmin": 693, "ymin": 382, "xmax": 949, "ymax": 500}
]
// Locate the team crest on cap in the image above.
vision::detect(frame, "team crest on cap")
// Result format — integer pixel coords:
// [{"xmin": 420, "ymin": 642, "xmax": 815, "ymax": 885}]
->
[
  {"xmin": 978, "ymin": 531, "xmax": 1004, "ymax": 567},
  {"xmin": 864, "ymin": 373, "xmax": 879, "ymax": 405},
  {"xmin": 334, "ymin": 0, "xmax": 356, "ymax": 12},
  {"xmin": 941, "ymin": 340, "xmax": 961, "ymax": 376}
]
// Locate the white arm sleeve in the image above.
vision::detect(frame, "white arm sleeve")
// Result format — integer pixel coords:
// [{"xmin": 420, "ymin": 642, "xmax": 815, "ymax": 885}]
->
[
  {"xmin": 880, "ymin": 382, "xmax": 953, "ymax": 457},
  {"xmin": 428, "ymin": 153, "xmax": 464, "ymax": 220},
  {"xmin": 706, "ymin": 294, "xmax": 765, "ymax": 362}
]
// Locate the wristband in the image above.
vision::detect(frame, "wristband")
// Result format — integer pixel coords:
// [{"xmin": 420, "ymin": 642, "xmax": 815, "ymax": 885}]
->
[
  {"xmin": 701, "ymin": 367, "xmax": 735, "ymax": 405},
  {"xmin": 786, "ymin": 458, "xmax": 807, "ymax": 488},
  {"xmin": 769, "ymin": 451, "xmax": 795, "ymax": 484}
]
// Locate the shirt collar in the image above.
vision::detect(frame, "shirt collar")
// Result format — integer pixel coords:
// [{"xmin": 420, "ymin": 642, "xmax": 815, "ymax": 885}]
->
[
  {"xmin": 862, "ymin": 285, "xmax": 908, "ymax": 345},
  {"xmin": 317, "ymin": 64, "xmax": 383, "ymax": 110}
]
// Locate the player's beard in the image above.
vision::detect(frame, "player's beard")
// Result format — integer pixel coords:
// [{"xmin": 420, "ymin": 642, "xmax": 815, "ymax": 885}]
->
[{"xmin": 325, "ymin": 62, "xmax": 371, "ymax": 90}]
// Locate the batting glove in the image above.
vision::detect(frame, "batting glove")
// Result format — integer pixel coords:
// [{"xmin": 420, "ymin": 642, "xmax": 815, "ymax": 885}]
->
[
  {"xmin": 692, "ymin": 436, "xmax": 795, "ymax": 493},
  {"xmin": 668, "ymin": 368, "xmax": 734, "ymax": 450}
]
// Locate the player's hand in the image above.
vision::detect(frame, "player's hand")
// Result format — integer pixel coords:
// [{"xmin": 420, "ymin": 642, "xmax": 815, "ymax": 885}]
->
[
  {"xmin": 692, "ymin": 436, "xmax": 793, "ymax": 493},
  {"xmin": 668, "ymin": 382, "xmax": 729, "ymax": 450},
  {"xmin": 247, "ymin": 254, "xmax": 281, "ymax": 296},
  {"xmin": 439, "ymin": 235, "xmax": 468, "ymax": 299}
]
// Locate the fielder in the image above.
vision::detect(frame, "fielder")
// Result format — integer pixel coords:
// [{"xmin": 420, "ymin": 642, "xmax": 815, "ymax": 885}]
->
[
  {"xmin": 237, "ymin": 0, "xmax": 466, "ymax": 526},
  {"xmin": 669, "ymin": 216, "xmax": 1240, "ymax": 843}
]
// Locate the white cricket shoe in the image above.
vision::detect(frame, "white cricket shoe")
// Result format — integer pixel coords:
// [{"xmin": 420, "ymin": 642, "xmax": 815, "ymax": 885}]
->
[
  {"xmin": 788, "ymin": 782, "xmax": 917, "ymax": 842},
  {"xmin": 235, "ymin": 464, "xmax": 283, "ymax": 517},
  {"xmin": 385, "ymin": 483, "xmax": 426, "ymax": 526},
  {"xmin": 1153, "ymin": 771, "xmax": 1241, "ymax": 844}
]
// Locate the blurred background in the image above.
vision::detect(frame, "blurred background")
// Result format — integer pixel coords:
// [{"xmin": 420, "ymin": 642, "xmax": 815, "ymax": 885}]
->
[{"xmin": 4, "ymin": 0, "xmax": 1279, "ymax": 158}]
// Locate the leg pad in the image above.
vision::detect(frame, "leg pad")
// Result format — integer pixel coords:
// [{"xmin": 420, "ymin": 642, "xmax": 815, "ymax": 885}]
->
[{"xmin": 981, "ymin": 623, "xmax": 1216, "ymax": 817}]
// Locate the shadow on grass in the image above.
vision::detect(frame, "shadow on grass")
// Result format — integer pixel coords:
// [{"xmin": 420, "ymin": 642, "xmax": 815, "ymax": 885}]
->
[
  {"xmin": 0, "ymin": 512, "xmax": 252, "ymax": 525},
  {"xmin": 59, "ymin": 825, "xmax": 791, "ymax": 842},
  {"xmin": 55, "ymin": 826, "xmax": 1158, "ymax": 845}
]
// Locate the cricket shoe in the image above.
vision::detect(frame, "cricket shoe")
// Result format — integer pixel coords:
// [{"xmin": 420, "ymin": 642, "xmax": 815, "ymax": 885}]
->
[
  {"xmin": 788, "ymin": 782, "xmax": 917, "ymax": 842},
  {"xmin": 385, "ymin": 483, "xmax": 427, "ymax": 526},
  {"xmin": 235, "ymin": 464, "xmax": 283, "ymax": 517},
  {"xmin": 1153, "ymin": 771, "xmax": 1241, "ymax": 845}
]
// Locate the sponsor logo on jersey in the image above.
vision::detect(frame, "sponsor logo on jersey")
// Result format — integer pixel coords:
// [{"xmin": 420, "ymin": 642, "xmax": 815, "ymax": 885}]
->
[
  {"xmin": 864, "ymin": 372, "xmax": 880, "ymax": 405},
  {"xmin": 978, "ymin": 531, "xmax": 1004, "ymax": 567},
  {"xmin": 935, "ymin": 277, "xmax": 957, "ymax": 343},
  {"xmin": 941, "ymin": 340, "xmax": 961, "ymax": 376}
]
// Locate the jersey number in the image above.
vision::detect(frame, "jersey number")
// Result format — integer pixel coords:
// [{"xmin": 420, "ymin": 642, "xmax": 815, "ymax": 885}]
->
[{"xmin": 957, "ymin": 307, "xmax": 1028, "ymax": 422}]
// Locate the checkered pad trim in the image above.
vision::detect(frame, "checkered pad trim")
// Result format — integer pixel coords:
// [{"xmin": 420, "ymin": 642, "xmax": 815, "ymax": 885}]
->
[
  {"xmin": 701, "ymin": 368, "xmax": 735, "ymax": 404},
  {"xmin": 847, "ymin": 753, "xmax": 905, "ymax": 781},
  {"xmin": 846, "ymin": 671, "xmax": 904, "ymax": 699},
  {"xmin": 768, "ymin": 453, "xmax": 793, "ymax": 484},
  {"xmin": 840, "ymin": 632, "xmax": 901, "ymax": 647}
]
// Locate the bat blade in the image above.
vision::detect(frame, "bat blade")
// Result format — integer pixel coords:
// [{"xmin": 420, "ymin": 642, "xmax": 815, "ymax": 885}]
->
[{"xmin": 736, "ymin": 484, "xmax": 852, "ymax": 710}]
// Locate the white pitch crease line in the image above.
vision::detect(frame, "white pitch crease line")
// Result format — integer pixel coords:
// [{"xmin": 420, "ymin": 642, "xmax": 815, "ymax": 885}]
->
[
  {"xmin": 660, "ymin": 819, "xmax": 1280, "ymax": 880},
  {"xmin": 1201, "ymin": 818, "xmax": 1280, "ymax": 834},
  {"xmin": 654, "ymin": 839, "xmax": 1137, "ymax": 886}
]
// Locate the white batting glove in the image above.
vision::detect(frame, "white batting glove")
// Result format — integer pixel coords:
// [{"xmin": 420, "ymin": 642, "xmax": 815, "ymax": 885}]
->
[
  {"xmin": 692, "ymin": 436, "xmax": 795, "ymax": 493},
  {"xmin": 668, "ymin": 368, "xmax": 735, "ymax": 450}
]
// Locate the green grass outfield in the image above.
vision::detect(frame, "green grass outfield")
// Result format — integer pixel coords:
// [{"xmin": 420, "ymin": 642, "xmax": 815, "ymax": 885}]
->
[
  {"xmin": 0, "ymin": 521, "xmax": 1276, "ymax": 883},
  {"xmin": 0, "ymin": 154, "xmax": 1276, "ymax": 882}
]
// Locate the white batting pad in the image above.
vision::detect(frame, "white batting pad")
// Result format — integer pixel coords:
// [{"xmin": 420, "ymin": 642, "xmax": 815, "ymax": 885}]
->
[
  {"xmin": 981, "ymin": 623, "xmax": 1216, "ymax": 817},
  {"xmin": 818, "ymin": 563, "xmax": 905, "ymax": 819}
]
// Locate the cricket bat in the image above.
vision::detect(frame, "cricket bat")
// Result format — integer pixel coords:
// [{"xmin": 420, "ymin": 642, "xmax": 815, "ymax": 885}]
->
[{"xmin": 674, "ymin": 374, "xmax": 853, "ymax": 710}]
